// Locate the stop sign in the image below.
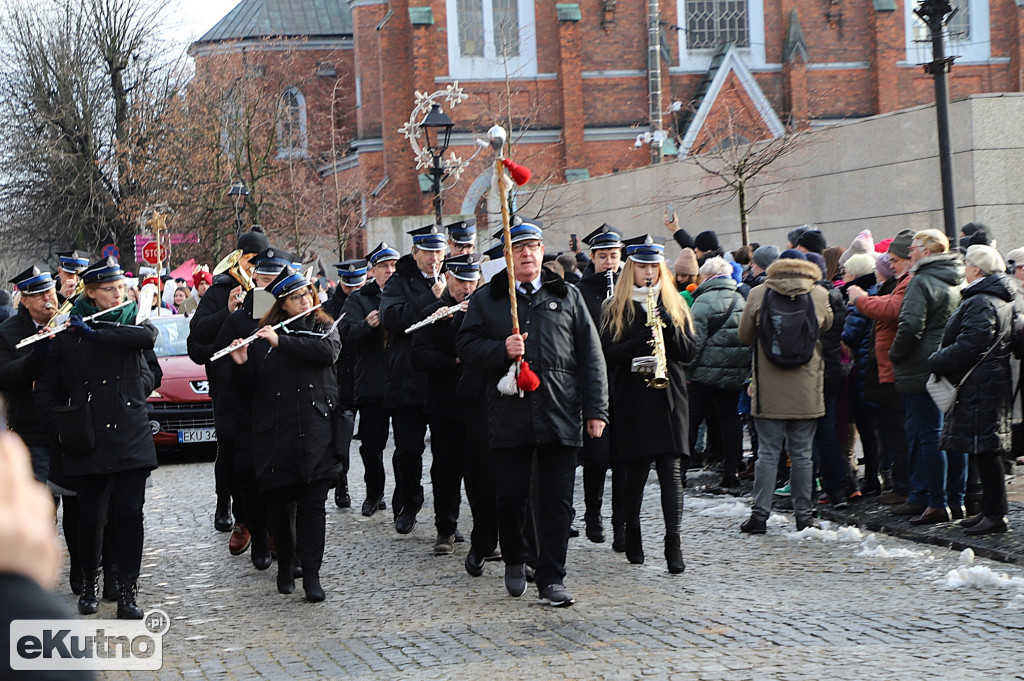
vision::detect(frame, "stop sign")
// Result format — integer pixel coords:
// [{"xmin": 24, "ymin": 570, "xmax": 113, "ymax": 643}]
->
[{"xmin": 141, "ymin": 240, "xmax": 165, "ymax": 264}]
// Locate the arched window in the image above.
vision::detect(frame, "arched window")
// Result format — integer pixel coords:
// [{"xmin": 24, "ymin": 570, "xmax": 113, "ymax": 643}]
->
[{"xmin": 277, "ymin": 87, "xmax": 308, "ymax": 159}]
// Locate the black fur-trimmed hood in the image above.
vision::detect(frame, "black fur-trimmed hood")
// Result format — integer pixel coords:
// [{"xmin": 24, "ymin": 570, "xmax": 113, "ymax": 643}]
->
[{"xmin": 488, "ymin": 267, "xmax": 568, "ymax": 299}]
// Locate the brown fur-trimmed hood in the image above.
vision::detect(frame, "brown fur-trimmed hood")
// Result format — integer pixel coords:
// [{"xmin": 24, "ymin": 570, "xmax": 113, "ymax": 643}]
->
[{"xmin": 765, "ymin": 258, "xmax": 821, "ymax": 296}]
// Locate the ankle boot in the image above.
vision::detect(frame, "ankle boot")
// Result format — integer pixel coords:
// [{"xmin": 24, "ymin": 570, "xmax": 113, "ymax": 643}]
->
[
  {"xmin": 612, "ymin": 523, "xmax": 626, "ymax": 553},
  {"xmin": 303, "ymin": 573, "xmax": 325, "ymax": 602},
  {"xmin": 102, "ymin": 566, "xmax": 119, "ymax": 602},
  {"xmin": 214, "ymin": 496, "xmax": 232, "ymax": 532},
  {"xmin": 665, "ymin": 535, "xmax": 685, "ymax": 574},
  {"xmin": 116, "ymin": 577, "xmax": 144, "ymax": 619},
  {"xmin": 625, "ymin": 523, "xmax": 644, "ymax": 565},
  {"xmin": 78, "ymin": 569, "xmax": 100, "ymax": 615},
  {"xmin": 277, "ymin": 558, "xmax": 295, "ymax": 595}
]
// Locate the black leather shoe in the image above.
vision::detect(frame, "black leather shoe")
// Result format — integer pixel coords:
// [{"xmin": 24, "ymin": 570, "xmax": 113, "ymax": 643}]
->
[
  {"xmin": 909, "ymin": 506, "xmax": 950, "ymax": 526},
  {"xmin": 612, "ymin": 524, "xmax": 626, "ymax": 552},
  {"xmin": 277, "ymin": 561, "xmax": 295, "ymax": 595},
  {"xmin": 303, "ymin": 574, "xmax": 325, "ymax": 602},
  {"xmin": 214, "ymin": 496, "xmax": 233, "ymax": 532},
  {"xmin": 102, "ymin": 568, "xmax": 119, "ymax": 602},
  {"xmin": 568, "ymin": 525, "xmax": 580, "ymax": 538},
  {"xmin": 361, "ymin": 495, "xmax": 385, "ymax": 517},
  {"xmin": 77, "ymin": 569, "xmax": 100, "ymax": 615},
  {"xmin": 292, "ymin": 556, "xmax": 303, "ymax": 579},
  {"xmin": 892, "ymin": 502, "xmax": 927, "ymax": 516},
  {"xmin": 964, "ymin": 515, "xmax": 1009, "ymax": 536},
  {"xmin": 504, "ymin": 564, "xmax": 527, "ymax": 597},
  {"xmin": 334, "ymin": 483, "xmax": 351, "ymax": 509},
  {"xmin": 464, "ymin": 552, "xmax": 485, "ymax": 577},
  {"xmin": 251, "ymin": 533, "xmax": 271, "ymax": 571},
  {"xmin": 625, "ymin": 524, "xmax": 644, "ymax": 564},
  {"xmin": 116, "ymin": 578, "xmax": 144, "ymax": 620},
  {"xmin": 585, "ymin": 514, "xmax": 606, "ymax": 543},
  {"xmin": 665, "ymin": 535, "xmax": 685, "ymax": 574},
  {"xmin": 961, "ymin": 513, "xmax": 986, "ymax": 528},
  {"xmin": 740, "ymin": 516, "xmax": 767, "ymax": 534},
  {"xmin": 69, "ymin": 570, "xmax": 83, "ymax": 596},
  {"xmin": 395, "ymin": 512, "xmax": 417, "ymax": 534}
]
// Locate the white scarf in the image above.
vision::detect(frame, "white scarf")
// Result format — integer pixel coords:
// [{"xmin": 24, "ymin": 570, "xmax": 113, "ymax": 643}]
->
[{"xmin": 631, "ymin": 281, "xmax": 661, "ymax": 304}]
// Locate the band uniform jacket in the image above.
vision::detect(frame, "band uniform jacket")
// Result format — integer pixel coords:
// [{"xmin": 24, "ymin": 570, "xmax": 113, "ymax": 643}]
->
[
  {"xmin": 379, "ymin": 255, "xmax": 434, "ymax": 409},
  {"xmin": 340, "ymin": 281, "xmax": 388, "ymax": 406},
  {"xmin": 0, "ymin": 306, "xmax": 55, "ymax": 446},
  {"xmin": 457, "ymin": 268, "xmax": 610, "ymax": 449},
  {"xmin": 230, "ymin": 316, "xmax": 341, "ymax": 491}
]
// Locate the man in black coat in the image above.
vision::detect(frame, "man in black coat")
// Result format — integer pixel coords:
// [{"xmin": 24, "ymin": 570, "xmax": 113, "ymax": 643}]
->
[
  {"xmin": 341, "ymin": 242, "xmax": 399, "ymax": 516},
  {"xmin": 326, "ymin": 259, "xmax": 369, "ymax": 509},
  {"xmin": 53, "ymin": 250, "xmax": 90, "ymax": 304},
  {"xmin": 187, "ymin": 225, "xmax": 269, "ymax": 545},
  {"xmin": 574, "ymin": 224, "xmax": 625, "ymax": 547},
  {"xmin": 458, "ymin": 221, "xmax": 609, "ymax": 607},
  {"xmin": 410, "ymin": 254, "xmax": 486, "ymax": 557},
  {"xmin": 445, "ymin": 219, "xmax": 476, "ymax": 256},
  {"xmin": 379, "ymin": 226, "xmax": 446, "ymax": 534}
]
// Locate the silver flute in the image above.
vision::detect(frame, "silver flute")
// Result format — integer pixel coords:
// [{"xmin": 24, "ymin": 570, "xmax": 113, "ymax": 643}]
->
[
  {"xmin": 209, "ymin": 303, "xmax": 324, "ymax": 361},
  {"xmin": 405, "ymin": 300, "xmax": 467, "ymax": 334},
  {"xmin": 15, "ymin": 300, "xmax": 133, "ymax": 349}
]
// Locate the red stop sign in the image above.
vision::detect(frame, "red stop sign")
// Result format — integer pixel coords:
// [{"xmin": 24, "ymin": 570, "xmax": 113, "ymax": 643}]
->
[{"xmin": 141, "ymin": 241, "xmax": 166, "ymax": 264}]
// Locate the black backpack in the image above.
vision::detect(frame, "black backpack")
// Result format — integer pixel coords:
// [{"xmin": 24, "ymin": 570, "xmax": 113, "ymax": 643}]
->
[{"xmin": 758, "ymin": 288, "xmax": 819, "ymax": 367}]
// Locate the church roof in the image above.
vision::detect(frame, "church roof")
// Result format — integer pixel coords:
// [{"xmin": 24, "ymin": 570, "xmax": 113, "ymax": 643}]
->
[{"xmin": 195, "ymin": 0, "xmax": 353, "ymax": 44}]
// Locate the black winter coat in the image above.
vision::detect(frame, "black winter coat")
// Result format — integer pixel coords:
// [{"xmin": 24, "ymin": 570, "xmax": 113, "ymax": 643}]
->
[
  {"xmin": 231, "ymin": 316, "xmax": 341, "ymax": 491},
  {"xmin": 601, "ymin": 299, "xmax": 696, "ymax": 460},
  {"xmin": 326, "ymin": 289, "xmax": 356, "ymax": 406},
  {"xmin": 457, "ymin": 268, "xmax": 609, "ymax": 449},
  {"xmin": 36, "ymin": 320, "xmax": 159, "ymax": 477},
  {"xmin": 213, "ymin": 299, "xmax": 260, "ymax": 445},
  {"xmin": 379, "ymin": 255, "xmax": 435, "ymax": 409},
  {"xmin": 929, "ymin": 272, "xmax": 1015, "ymax": 454},
  {"xmin": 819, "ymin": 281, "xmax": 847, "ymax": 398},
  {"xmin": 0, "ymin": 307, "xmax": 53, "ymax": 446},
  {"xmin": 341, "ymin": 281, "xmax": 388, "ymax": 406},
  {"xmin": 410, "ymin": 291, "xmax": 469, "ymax": 421},
  {"xmin": 187, "ymin": 273, "xmax": 238, "ymax": 426},
  {"xmin": 576, "ymin": 265, "xmax": 618, "ymax": 327}
]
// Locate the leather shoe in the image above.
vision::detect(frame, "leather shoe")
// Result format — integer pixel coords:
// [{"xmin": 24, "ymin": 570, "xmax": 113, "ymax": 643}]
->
[
  {"xmin": 454, "ymin": 529, "xmax": 466, "ymax": 543},
  {"xmin": 303, "ymin": 574, "xmax": 325, "ymax": 602},
  {"xmin": 229, "ymin": 524, "xmax": 251, "ymax": 555},
  {"xmin": 585, "ymin": 514, "xmax": 606, "ymax": 543},
  {"xmin": 949, "ymin": 505, "xmax": 967, "ymax": 520},
  {"xmin": 395, "ymin": 512, "xmax": 417, "ymax": 534},
  {"xmin": 891, "ymin": 502, "xmax": 926, "ymax": 516},
  {"xmin": 277, "ymin": 561, "xmax": 295, "ymax": 594},
  {"xmin": 334, "ymin": 483, "xmax": 351, "ymax": 509},
  {"xmin": 877, "ymin": 490, "xmax": 909, "ymax": 505},
  {"xmin": 796, "ymin": 517, "xmax": 819, "ymax": 531},
  {"xmin": 361, "ymin": 496, "xmax": 385, "ymax": 517},
  {"xmin": 251, "ymin": 532, "xmax": 271, "ymax": 571},
  {"xmin": 961, "ymin": 513, "xmax": 986, "ymax": 528},
  {"xmin": 909, "ymin": 506, "xmax": 950, "ymax": 525},
  {"xmin": 504, "ymin": 564, "xmax": 527, "ymax": 597},
  {"xmin": 964, "ymin": 515, "xmax": 1009, "ymax": 536},
  {"xmin": 740, "ymin": 516, "xmax": 767, "ymax": 534},
  {"xmin": 464, "ymin": 552, "xmax": 485, "ymax": 577},
  {"xmin": 214, "ymin": 496, "xmax": 232, "ymax": 532}
]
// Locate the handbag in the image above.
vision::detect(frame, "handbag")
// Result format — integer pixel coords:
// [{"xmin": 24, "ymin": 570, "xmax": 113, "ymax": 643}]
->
[
  {"xmin": 54, "ymin": 396, "xmax": 96, "ymax": 456},
  {"xmin": 926, "ymin": 338, "xmax": 1000, "ymax": 415}
]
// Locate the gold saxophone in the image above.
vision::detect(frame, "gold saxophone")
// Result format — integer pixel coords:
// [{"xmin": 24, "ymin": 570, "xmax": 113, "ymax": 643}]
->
[{"xmin": 645, "ymin": 279, "xmax": 669, "ymax": 389}]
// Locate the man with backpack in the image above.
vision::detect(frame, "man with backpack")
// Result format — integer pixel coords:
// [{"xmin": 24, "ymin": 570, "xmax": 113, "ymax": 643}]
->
[{"xmin": 736, "ymin": 249, "xmax": 834, "ymax": 533}]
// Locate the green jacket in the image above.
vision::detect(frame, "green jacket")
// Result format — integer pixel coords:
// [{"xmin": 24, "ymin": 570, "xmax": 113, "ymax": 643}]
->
[
  {"xmin": 889, "ymin": 253, "xmax": 964, "ymax": 394},
  {"xmin": 686, "ymin": 277, "xmax": 750, "ymax": 390}
]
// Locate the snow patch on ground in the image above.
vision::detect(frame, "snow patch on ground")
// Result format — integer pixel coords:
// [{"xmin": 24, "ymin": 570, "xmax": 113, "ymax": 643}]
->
[
  {"xmin": 785, "ymin": 522, "xmax": 865, "ymax": 542},
  {"xmin": 939, "ymin": 565, "xmax": 1024, "ymax": 590}
]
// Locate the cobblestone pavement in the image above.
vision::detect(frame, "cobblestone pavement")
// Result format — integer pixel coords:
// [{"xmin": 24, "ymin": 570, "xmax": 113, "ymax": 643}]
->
[{"xmin": 61, "ymin": 444, "xmax": 1024, "ymax": 681}]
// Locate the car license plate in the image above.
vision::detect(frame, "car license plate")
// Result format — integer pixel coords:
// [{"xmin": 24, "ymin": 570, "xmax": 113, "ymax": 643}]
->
[{"xmin": 178, "ymin": 428, "xmax": 216, "ymax": 443}]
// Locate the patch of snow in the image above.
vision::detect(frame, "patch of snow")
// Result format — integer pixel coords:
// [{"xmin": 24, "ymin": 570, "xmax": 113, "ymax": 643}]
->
[{"xmin": 940, "ymin": 565, "xmax": 1024, "ymax": 590}]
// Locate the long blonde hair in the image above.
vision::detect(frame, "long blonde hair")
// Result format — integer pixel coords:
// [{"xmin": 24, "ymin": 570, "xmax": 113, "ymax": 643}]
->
[{"xmin": 601, "ymin": 259, "xmax": 693, "ymax": 342}]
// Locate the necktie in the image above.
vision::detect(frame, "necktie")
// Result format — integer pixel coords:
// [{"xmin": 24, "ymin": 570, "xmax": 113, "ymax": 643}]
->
[{"xmin": 521, "ymin": 282, "xmax": 534, "ymax": 297}]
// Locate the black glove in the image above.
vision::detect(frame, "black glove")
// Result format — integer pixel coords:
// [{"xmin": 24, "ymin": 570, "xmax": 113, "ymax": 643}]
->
[
  {"xmin": 30, "ymin": 336, "xmax": 52, "ymax": 360},
  {"xmin": 68, "ymin": 316, "xmax": 98, "ymax": 341}
]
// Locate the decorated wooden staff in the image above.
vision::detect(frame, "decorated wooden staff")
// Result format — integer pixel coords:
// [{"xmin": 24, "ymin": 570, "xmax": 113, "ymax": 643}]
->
[{"xmin": 490, "ymin": 136, "xmax": 539, "ymax": 397}]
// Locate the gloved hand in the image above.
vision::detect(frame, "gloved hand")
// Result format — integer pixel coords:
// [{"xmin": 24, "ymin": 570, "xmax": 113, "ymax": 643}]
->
[
  {"xmin": 30, "ymin": 335, "xmax": 52, "ymax": 360},
  {"xmin": 68, "ymin": 316, "xmax": 98, "ymax": 341}
]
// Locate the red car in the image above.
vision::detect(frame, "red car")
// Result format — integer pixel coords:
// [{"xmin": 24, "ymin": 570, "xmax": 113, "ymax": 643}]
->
[{"xmin": 147, "ymin": 315, "xmax": 216, "ymax": 449}]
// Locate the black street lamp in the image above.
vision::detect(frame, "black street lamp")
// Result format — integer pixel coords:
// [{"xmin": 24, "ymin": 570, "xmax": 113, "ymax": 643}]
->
[
  {"xmin": 915, "ymin": 0, "xmax": 958, "ymax": 249},
  {"xmin": 420, "ymin": 103, "xmax": 455, "ymax": 226},
  {"xmin": 227, "ymin": 180, "xmax": 250, "ymax": 238}
]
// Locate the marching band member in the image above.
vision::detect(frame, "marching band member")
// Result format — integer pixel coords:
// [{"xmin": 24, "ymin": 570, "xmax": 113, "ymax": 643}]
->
[
  {"xmin": 575, "ymin": 224, "xmax": 626, "ymax": 547},
  {"xmin": 410, "ymin": 254, "xmax": 484, "ymax": 556},
  {"xmin": 54, "ymin": 250, "xmax": 89, "ymax": 303},
  {"xmin": 228, "ymin": 266, "xmax": 341, "ymax": 602},
  {"xmin": 379, "ymin": 226, "xmax": 447, "ymax": 535},
  {"xmin": 600, "ymin": 236, "xmax": 695, "ymax": 574},
  {"xmin": 36, "ymin": 257, "xmax": 159, "ymax": 618},
  {"xmin": 445, "ymin": 220, "xmax": 477, "ymax": 256},
  {"xmin": 340, "ymin": 243, "xmax": 399, "ymax": 516}
]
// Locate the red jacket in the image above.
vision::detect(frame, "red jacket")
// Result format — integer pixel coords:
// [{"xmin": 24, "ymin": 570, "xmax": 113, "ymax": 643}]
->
[{"xmin": 855, "ymin": 273, "xmax": 911, "ymax": 384}]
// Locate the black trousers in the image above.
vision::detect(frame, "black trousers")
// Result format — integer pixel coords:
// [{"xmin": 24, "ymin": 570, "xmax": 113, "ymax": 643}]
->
[
  {"xmin": 581, "ymin": 432, "xmax": 624, "ymax": 531},
  {"xmin": 356, "ymin": 402, "xmax": 390, "ymax": 501},
  {"xmin": 492, "ymin": 442, "xmax": 576, "ymax": 591},
  {"xmin": 463, "ymin": 403, "xmax": 498, "ymax": 557},
  {"xmin": 689, "ymin": 382, "xmax": 743, "ymax": 480},
  {"xmin": 622, "ymin": 455, "xmax": 684, "ymax": 537},
  {"xmin": 391, "ymin": 405, "xmax": 428, "ymax": 517},
  {"xmin": 75, "ymin": 469, "xmax": 149, "ymax": 580},
  {"xmin": 974, "ymin": 451, "xmax": 1009, "ymax": 517},
  {"xmin": 875, "ymin": 387, "xmax": 911, "ymax": 494},
  {"xmin": 234, "ymin": 440, "xmax": 268, "ymax": 537},
  {"xmin": 332, "ymin": 404, "xmax": 355, "ymax": 484},
  {"xmin": 427, "ymin": 415, "xmax": 466, "ymax": 536},
  {"xmin": 215, "ymin": 437, "xmax": 246, "ymax": 523},
  {"xmin": 265, "ymin": 479, "xmax": 332, "ymax": 577}
]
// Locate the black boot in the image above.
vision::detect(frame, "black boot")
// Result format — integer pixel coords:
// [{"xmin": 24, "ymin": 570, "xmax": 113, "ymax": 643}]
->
[
  {"xmin": 625, "ymin": 524, "xmax": 644, "ymax": 565},
  {"xmin": 584, "ymin": 511, "xmax": 606, "ymax": 543},
  {"xmin": 102, "ymin": 565, "xmax": 119, "ymax": 602},
  {"xmin": 116, "ymin": 577, "xmax": 144, "ymax": 620},
  {"xmin": 277, "ymin": 558, "xmax": 295, "ymax": 594},
  {"xmin": 303, "ymin": 573, "xmax": 325, "ymax": 602},
  {"xmin": 250, "ymin": 531, "xmax": 271, "ymax": 571},
  {"xmin": 334, "ymin": 482, "xmax": 351, "ymax": 509},
  {"xmin": 77, "ymin": 569, "xmax": 100, "ymax": 615},
  {"xmin": 612, "ymin": 523, "xmax": 626, "ymax": 553},
  {"xmin": 215, "ymin": 496, "xmax": 232, "ymax": 532},
  {"xmin": 665, "ymin": 534, "xmax": 685, "ymax": 574}
]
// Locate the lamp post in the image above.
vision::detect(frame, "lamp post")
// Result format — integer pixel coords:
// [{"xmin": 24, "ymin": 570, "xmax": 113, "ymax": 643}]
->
[
  {"xmin": 227, "ymin": 180, "xmax": 249, "ymax": 238},
  {"xmin": 420, "ymin": 103, "xmax": 455, "ymax": 226}
]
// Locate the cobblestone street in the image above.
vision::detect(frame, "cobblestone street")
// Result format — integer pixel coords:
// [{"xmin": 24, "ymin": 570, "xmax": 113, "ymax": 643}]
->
[{"xmin": 64, "ymin": 445, "xmax": 1024, "ymax": 681}]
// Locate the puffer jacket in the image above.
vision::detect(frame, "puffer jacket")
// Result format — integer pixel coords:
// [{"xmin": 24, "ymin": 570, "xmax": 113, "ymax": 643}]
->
[
  {"xmin": 686, "ymin": 276, "xmax": 749, "ymax": 389},
  {"xmin": 929, "ymin": 272, "xmax": 1015, "ymax": 453},
  {"xmin": 457, "ymin": 268, "xmax": 609, "ymax": 448},
  {"xmin": 738, "ymin": 258, "xmax": 834, "ymax": 420},
  {"xmin": 890, "ymin": 253, "xmax": 964, "ymax": 394}
]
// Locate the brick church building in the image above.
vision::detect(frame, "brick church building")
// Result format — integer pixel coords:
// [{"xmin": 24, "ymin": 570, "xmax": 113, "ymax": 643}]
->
[{"xmin": 193, "ymin": 0, "xmax": 1024, "ymax": 252}]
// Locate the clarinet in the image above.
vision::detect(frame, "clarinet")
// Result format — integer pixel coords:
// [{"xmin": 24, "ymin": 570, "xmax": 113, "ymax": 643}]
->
[{"xmin": 605, "ymin": 269, "xmax": 615, "ymax": 299}]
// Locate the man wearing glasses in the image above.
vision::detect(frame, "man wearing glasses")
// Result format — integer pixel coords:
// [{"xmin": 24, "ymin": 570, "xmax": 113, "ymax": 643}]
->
[{"xmin": 457, "ymin": 220, "xmax": 609, "ymax": 608}]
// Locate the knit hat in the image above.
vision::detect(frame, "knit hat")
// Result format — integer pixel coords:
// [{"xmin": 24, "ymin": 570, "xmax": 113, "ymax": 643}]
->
[
  {"xmin": 237, "ymin": 225, "xmax": 270, "ymax": 255},
  {"xmin": 875, "ymin": 252, "xmax": 895, "ymax": 280},
  {"xmin": 797, "ymin": 230, "xmax": 827, "ymax": 254},
  {"xmin": 674, "ymin": 248, "xmax": 699, "ymax": 277},
  {"xmin": 839, "ymin": 230, "xmax": 874, "ymax": 265},
  {"xmin": 804, "ymin": 252, "xmax": 827, "ymax": 278},
  {"xmin": 1005, "ymin": 247, "xmax": 1024, "ymax": 268},
  {"xmin": 844, "ymin": 253, "xmax": 877, "ymax": 280},
  {"xmin": 193, "ymin": 270, "xmax": 213, "ymax": 287},
  {"xmin": 874, "ymin": 238, "xmax": 893, "ymax": 254},
  {"xmin": 887, "ymin": 230, "xmax": 915, "ymax": 260},
  {"xmin": 778, "ymin": 249, "xmax": 806, "ymax": 261},
  {"xmin": 787, "ymin": 225, "xmax": 812, "ymax": 248},
  {"xmin": 752, "ymin": 244, "xmax": 779, "ymax": 270},
  {"xmin": 960, "ymin": 222, "xmax": 992, "ymax": 252},
  {"xmin": 694, "ymin": 230, "xmax": 720, "ymax": 253}
]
